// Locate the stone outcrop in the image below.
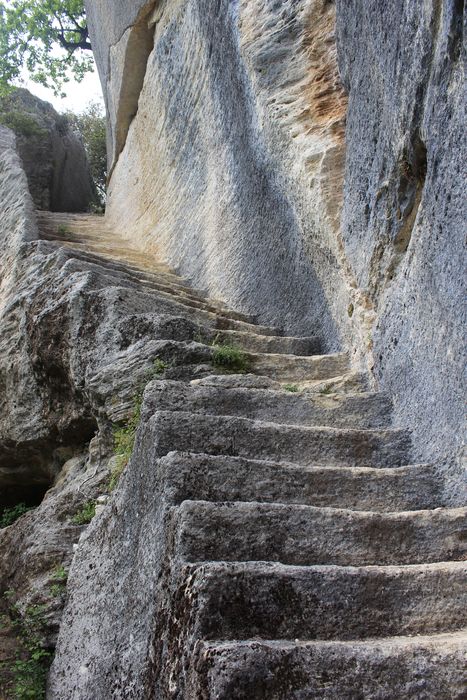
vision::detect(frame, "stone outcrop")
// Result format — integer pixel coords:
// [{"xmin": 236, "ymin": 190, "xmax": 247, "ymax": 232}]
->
[
  {"xmin": 0, "ymin": 88, "xmax": 97, "ymax": 211},
  {"xmin": 29, "ymin": 214, "xmax": 461, "ymax": 698},
  {"xmin": 0, "ymin": 152, "xmax": 464, "ymax": 697}
]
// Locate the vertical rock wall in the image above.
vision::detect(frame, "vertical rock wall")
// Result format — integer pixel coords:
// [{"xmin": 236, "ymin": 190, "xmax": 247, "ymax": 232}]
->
[
  {"xmin": 86, "ymin": 0, "xmax": 357, "ymax": 347},
  {"xmin": 336, "ymin": 0, "xmax": 466, "ymax": 494}
]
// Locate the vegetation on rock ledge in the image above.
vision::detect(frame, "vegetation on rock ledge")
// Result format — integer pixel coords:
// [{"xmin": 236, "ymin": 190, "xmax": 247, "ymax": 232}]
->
[
  {"xmin": 70, "ymin": 499, "xmax": 96, "ymax": 525},
  {"xmin": 110, "ymin": 397, "xmax": 142, "ymax": 491},
  {"xmin": 212, "ymin": 343, "xmax": 249, "ymax": 373},
  {"xmin": 0, "ymin": 503, "xmax": 34, "ymax": 529},
  {"xmin": 0, "ymin": 595, "xmax": 51, "ymax": 700}
]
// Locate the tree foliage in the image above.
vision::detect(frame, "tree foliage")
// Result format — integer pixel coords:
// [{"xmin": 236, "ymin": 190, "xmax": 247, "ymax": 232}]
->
[
  {"xmin": 67, "ymin": 100, "xmax": 107, "ymax": 203},
  {"xmin": 0, "ymin": 0, "xmax": 94, "ymax": 96}
]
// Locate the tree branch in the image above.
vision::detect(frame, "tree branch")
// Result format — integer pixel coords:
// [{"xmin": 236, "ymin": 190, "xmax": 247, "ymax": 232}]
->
[
  {"xmin": 56, "ymin": 28, "xmax": 92, "ymax": 52},
  {"xmin": 53, "ymin": 10, "xmax": 92, "ymax": 52}
]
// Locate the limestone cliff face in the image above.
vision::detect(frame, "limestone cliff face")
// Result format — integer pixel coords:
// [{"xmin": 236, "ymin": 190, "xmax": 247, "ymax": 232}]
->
[
  {"xmin": 86, "ymin": 0, "xmax": 354, "ymax": 349},
  {"xmin": 87, "ymin": 0, "xmax": 466, "ymax": 488},
  {"xmin": 335, "ymin": 0, "xmax": 466, "ymax": 490}
]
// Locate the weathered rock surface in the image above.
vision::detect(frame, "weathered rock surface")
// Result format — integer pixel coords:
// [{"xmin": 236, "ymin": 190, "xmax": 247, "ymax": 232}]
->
[
  {"xmin": 0, "ymin": 88, "xmax": 97, "ymax": 211},
  {"xmin": 86, "ymin": 0, "xmax": 352, "ymax": 348},
  {"xmin": 48, "ymin": 337, "xmax": 466, "ymax": 699},
  {"xmin": 0, "ymin": 132, "xmax": 272, "ymax": 695},
  {"xmin": 0, "ymin": 1, "xmax": 465, "ymax": 698},
  {"xmin": 86, "ymin": 0, "xmax": 466, "ymax": 499},
  {"xmin": 335, "ymin": 0, "xmax": 466, "ymax": 498},
  {"xmin": 0, "ymin": 137, "xmax": 464, "ymax": 697}
]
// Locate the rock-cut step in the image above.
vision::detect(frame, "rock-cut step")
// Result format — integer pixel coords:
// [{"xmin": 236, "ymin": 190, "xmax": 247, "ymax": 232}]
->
[
  {"xmin": 146, "ymin": 410, "xmax": 412, "ymax": 468},
  {"xmin": 170, "ymin": 560, "xmax": 467, "ymax": 642},
  {"xmin": 172, "ymin": 500, "xmax": 467, "ymax": 566},
  {"xmin": 188, "ymin": 631, "xmax": 467, "ymax": 700},
  {"xmin": 144, "ymin": 380, "xmax": 393, "ymax": 429},
  {"xmin": 248, "ymin": 351, "xmax": 349, "ymax": 381},
  {"xmin": 208, "ymin": 329, "xmax": 322, "ymax": 356},
  {"xmin": 159, "ymin": 452, "xmax": 442, "ymax": 512},
  {"xmin": 51, "ymin": 244, "xmax": 284, "ymax": 337},
  {"xmin": 44, "ymin": 234, "xmax": 259, "ymax": 321}
]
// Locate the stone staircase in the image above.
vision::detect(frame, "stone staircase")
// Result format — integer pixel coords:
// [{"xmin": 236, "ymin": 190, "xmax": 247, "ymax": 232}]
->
[{"xmin": 39, "ymin": 213, "xmax": 467, "ymax": 699}]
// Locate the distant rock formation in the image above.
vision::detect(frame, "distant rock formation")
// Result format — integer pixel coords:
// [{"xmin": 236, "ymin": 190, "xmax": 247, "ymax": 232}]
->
[{"xmin": 0, "ymin": 88, "xmax": 97, "ymax": 212}]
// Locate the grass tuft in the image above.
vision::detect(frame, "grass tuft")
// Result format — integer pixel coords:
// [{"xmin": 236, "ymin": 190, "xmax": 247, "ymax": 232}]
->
[
  {"xmin": 0, "ymin": 596, "xmax": 51, "ymax": 700},
  {"xmin": 110, "ymin": 397, "xmax": 142, "ymax": 491},
  {"xmin": 48, "ymin": 564, "xmax": 68, "ymax": 598},
  {"xmin": 283, "ymin": 384, "xmax": 299, "ymax": 393},
  {"xmin": 70, "ymin": 500, "xmax": 96, "ymax": 525},
  {"xmin": 212, "ymin": 343, "xmax": 249, "ymax": 373},
  {"xmin": 147, "ymin": 357, "xmax": 169, "ymax": 379},
  {"xmin": 0, "ymin": 503, "xmax": 33, "ymax": 529}
]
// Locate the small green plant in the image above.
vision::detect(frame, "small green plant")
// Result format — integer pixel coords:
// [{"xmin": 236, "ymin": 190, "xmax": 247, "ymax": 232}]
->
[
  {"xmin": 148, "ymin": 357, "xmax": 169, "ymax": 379},
  {"xmin": 0, "ymin": 503, "xmax": 33, "ymax": 529},
  {"xmin": 1, "ymin": 598, "xmax": 51, "ymax": 700},
  {"xmin": 319, "ymin": 385, "xmax": 333, "ymax": 395},
  {"xmin": 347, "ymin": 303, "xmax": 354, "ymax": 318},
  {"xmin": 70, "ymin": 500, "xmax": 96, "ymax": 525},
  {"xmin": 57, "ymin": 224, "xmax": 70, "ymax": 235},
  {"xmin": 110, "ymin": 397, "xmax": 142, "ymax": 490},
  {"xmin": 212, "ymin": 343, "xmax": 249, "ymax": 373},
  {"xmin": 0, "ymin": 110, "xmax": 46, "ymax": 138},
  {"xmin": 49, "ymin": 584, "xmax": 64, "ymax": 598},
  {"xmin": 50, "ymin": 565, "xmax": 68, "ymax": 583},
  {"xmin": 283, "ymin": 384, "xmax": 299, "ymax": 393},
  {"xmin": 48, "ymin": 564, "xmax": 68, "ymax": 598}
]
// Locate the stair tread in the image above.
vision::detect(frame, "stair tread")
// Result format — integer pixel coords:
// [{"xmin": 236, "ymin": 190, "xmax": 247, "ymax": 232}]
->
[
  {"xmin": 169, "ymin": 559, "xmax": 467, "ymax": 641},
  {"xmin": 159, "ymin": 452, "xmax": 440, "ymax": 511},
  {"xmin": 145, "ymin": 379, "xmax": 393, "ymax": 428},
  {"xmin": 174, "ymin": 500, "xmax": 467, "ymax": 566},
  {"xmin": 190, "ymin": 632, "xmax": 467, "ymax": 699},
  {"xmin": 148, "ymin": 409, "xmax": 412, "ymax": 468}
]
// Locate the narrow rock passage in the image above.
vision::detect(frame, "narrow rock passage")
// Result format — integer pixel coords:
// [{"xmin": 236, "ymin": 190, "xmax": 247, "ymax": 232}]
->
[{"xmin": 42, "ymin": 213, "xmax": 466, "ymax": 699}]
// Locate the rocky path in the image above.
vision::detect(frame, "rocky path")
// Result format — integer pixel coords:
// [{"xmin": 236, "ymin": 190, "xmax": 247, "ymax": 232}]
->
[{"xmin": 39, "ymin": 213, "xmax": 466, "ymax": 699}]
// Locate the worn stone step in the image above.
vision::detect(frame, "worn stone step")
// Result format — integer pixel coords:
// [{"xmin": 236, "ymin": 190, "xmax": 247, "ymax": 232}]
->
[
  {"xmin": 145, "ymin": 410, "xmax": 412, "ymax": 468},
  {"xmin": 208, "ymin": 329, "xmax": 321, "ymax": 356},
  {"xmin": 56, "ymin": 247, "xmax": 209, "ymax": 297},
  {"xmin": 247, "ymin": 351, "xmax": 349, "ymax": 381},
  {"xmin": 51, "ymin": 238, "xmax": 251, "ymax": 317},
  {"xmin": 188, "ymin": 631, "xmax": 467, "ymax": 699},
  {"xmin": 41, "ymin": 229, "xmax": 247, "ymax": 311},
  {"xmin": 170, "ymin": 560, "xmax": 467, "ymax": 642},
  {"xmin": 191, "ymin": 371, "xmax": 371, "ymax": 394},
  {"xmin": 52, "ymin": 245, "xmax": 282, "ymax": 336},
  {"xmin": 145, "ymin": 380, "xmax": 393, "ymax": 429},
  {"xmin": 298, "ymin": 371, "xmax": 371, "ymax": 394},
  {"xmin": 40, "ymin": 225, "xmax": 265, "ymax": 326},
  {"xmin": 45, "ymin": 237, "xmax": 192, "ymax": 287},
  {"xmin": 159, "ymin": 453, "xmax": 442, "ymax": 512},
  {"xmin": 173, "ymin": 501, "xmax": 467, "ymax": 566}
]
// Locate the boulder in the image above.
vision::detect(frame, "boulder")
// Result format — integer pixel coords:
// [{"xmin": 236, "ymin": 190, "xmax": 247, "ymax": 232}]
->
[{"xmin": 0, "ymin": 88, "xmax": 97, "ymax": 212}]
